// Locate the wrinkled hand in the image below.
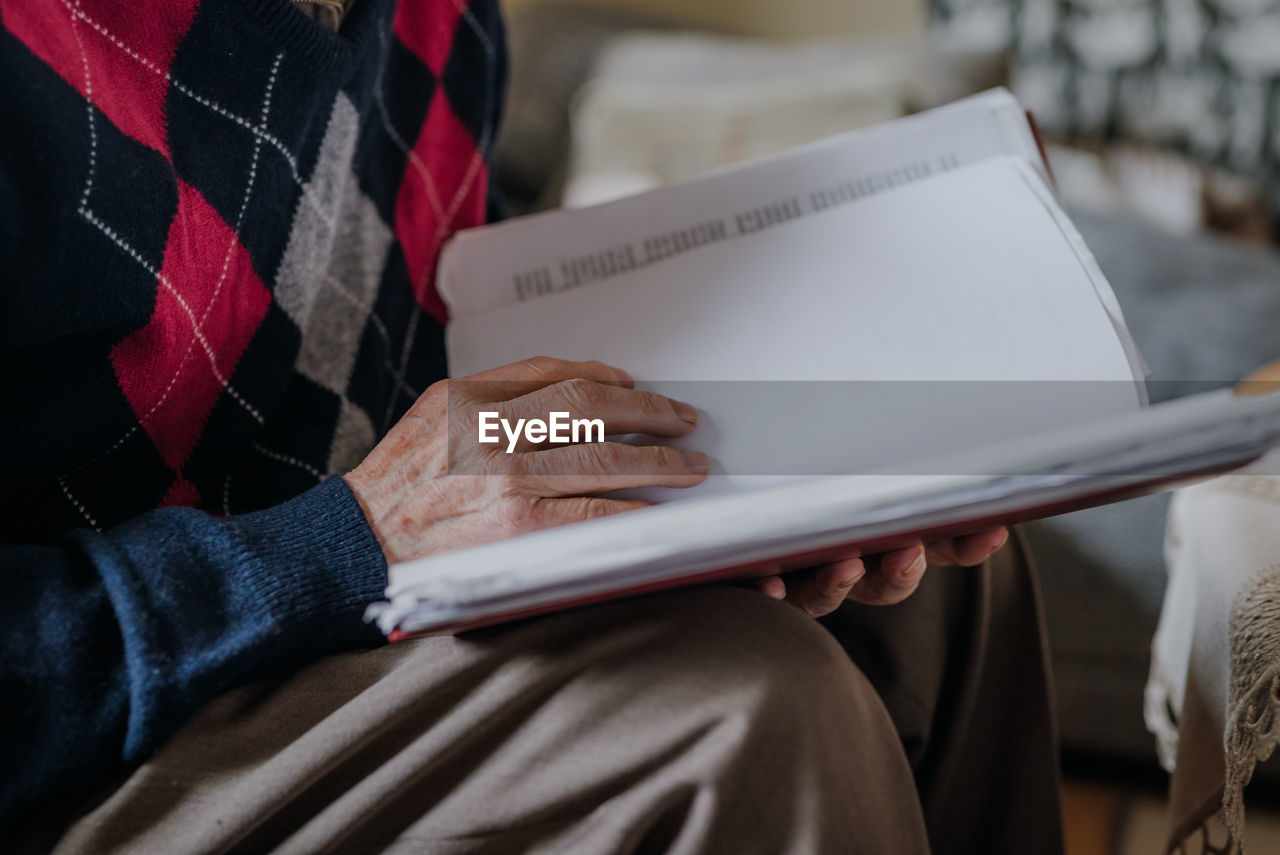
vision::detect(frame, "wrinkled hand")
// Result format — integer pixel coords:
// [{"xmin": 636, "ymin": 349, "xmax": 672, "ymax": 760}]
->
[
  {"xmin": 347, "ymin": 354, "xmax": 1006, "ymax": 616},
  {"xmin": 749, "ymin": 528, "xmax": 1010, "ymax": 617},
  {"xmin": 346, "ymin": 356, "xmax": 708, "ymax": 564}
]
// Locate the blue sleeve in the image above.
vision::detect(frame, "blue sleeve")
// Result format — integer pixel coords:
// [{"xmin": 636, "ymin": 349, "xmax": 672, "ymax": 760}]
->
[{"xmin": 0, "ymin": 476, "xmax": 388, "ymax": 825}]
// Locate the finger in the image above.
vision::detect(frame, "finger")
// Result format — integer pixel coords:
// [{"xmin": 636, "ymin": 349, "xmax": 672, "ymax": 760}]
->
[
  {"xmin": 951, "ymin": 528, "xmax": 1009, "ymax": 566},
  {"xmin": 878, "ymin": 544, "xmax": 926, "ymax": 576},
  {"xmin": 531, "ymin": 496, "xmax": 650, "ymax": 529},
  {"xmin": 750, "ymin": 575, "xmax": 788, "ymax": 601},
  {"xmin": 462, "ymin": 356, "xmax": 634, "ymax": 402},
  {"xmin": 848, "ymin": 545, "xmax": 927, "ymax": 606},
  {"xmin": 780, "ymin": 557, "xmax": 867, "ymax": 617},
  {"xmin": 500, "ymin": 380, "xmax": 697, "ymax": 447},
  {"xmin": 923, "ymin": 538, "xmax": 959, "ymax": 567},
  {"xmin": 924, "ymin": 527, "xmax": 1008, "ymax": 567},
  {"xmin": 520, "ymin": 442, "xmax": 709, "ymax": 494}
]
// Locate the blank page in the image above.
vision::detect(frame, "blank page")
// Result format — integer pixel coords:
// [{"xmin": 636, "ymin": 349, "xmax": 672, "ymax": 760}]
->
[{"xmin": 445, "ymin": 158, "xmax": 1142, "ymax": 485}]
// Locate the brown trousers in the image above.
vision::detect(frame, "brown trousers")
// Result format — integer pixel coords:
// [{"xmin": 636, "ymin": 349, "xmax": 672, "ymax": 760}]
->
[{"xmin": 36, "ymin": 534, "xmax": 1062, "ymax": 854}]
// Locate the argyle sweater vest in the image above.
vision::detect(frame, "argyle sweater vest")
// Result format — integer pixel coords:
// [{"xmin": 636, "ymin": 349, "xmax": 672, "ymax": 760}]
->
[
  {"xmin": 1, "ymin": 0, "xmax": 504, "ymax": 532},
  {"xmin": 0, "ymin": 0, "xmax": 505, "ymax": 825}
]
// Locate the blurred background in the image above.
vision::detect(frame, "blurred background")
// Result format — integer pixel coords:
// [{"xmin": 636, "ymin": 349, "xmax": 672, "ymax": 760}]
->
[
  {"xmin": 490, "ymin": 1, "xmax": 1280, "ymax": 853},
  {"xmin": 497, "ymin": 0, "xmax": 1280, "ymax": 242}
]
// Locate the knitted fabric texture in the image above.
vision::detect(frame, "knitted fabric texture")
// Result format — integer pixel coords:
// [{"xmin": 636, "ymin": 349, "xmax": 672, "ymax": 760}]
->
[
  {"xmin": 0, "ymin": 0, "xmax": 505, "ymax": 828},
  {"xmin": 1, "ymin": 0, "xmax": 503, "ymax": 533}
]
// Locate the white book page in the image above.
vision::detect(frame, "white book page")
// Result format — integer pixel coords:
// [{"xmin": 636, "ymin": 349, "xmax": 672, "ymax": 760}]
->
[
  {"xmin": 445, "ymin": 157, "xmax": 1143, "ymax": 491},
  {"xmin": 373, "ymin": 390, "xmax": 1280, "ymax": 635},
  {"xmin": 439, "ymin": 89, "xmax": 1042, "ymax": 317}
]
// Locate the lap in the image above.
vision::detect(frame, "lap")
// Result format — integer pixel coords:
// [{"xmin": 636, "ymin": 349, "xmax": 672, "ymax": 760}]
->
[{"xmin": 35, "ymin": 541, "xmax": 1056, "ymax": 854}]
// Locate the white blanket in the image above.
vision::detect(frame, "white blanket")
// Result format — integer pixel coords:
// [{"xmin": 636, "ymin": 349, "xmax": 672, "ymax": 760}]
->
[{"xmin": 1147, "ymin": 452, "xmax": 1280, "ymax": 853}]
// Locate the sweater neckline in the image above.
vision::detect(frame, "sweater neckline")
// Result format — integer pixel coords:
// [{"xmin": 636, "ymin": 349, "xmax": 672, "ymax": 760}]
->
[{"xmin": 235, "ymin": 0, "xmax": 391, "ymax": 73}]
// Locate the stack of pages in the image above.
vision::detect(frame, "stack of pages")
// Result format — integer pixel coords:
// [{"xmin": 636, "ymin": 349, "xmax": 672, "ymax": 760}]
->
[{"xmin": 367, "ymin": 90, "xmax": 1280, "ymax": 638}]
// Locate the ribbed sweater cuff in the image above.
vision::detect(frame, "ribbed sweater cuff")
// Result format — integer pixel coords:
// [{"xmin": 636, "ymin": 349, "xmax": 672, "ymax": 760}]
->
[{"xmin": 233, "ymin": 476, "xmax": 388, "ymax": 651}]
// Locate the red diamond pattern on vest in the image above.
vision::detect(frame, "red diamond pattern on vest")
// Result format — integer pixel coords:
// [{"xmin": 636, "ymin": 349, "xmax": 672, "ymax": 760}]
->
[
  {"xmin": 2, "ymin": 0, "xmax": 199, "ymax": 156},
  {"xmin": 110, "ymin": 180, "xmax": 271, "ymax": 483},
  {"xmin": 394, "ymin": 90, "xmax": 488, "ymax": 323}
]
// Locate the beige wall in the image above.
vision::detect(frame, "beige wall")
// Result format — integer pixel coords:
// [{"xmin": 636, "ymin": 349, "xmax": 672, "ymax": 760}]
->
[{"xmin": 501, "ymin": 0, "xmax": 925, "ymax": 40}]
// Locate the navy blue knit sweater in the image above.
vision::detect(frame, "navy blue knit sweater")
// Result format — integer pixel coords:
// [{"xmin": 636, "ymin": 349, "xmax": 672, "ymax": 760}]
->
[{"xmin": 0, "ymin": 0, "xmax": 504, "ymax": 826}]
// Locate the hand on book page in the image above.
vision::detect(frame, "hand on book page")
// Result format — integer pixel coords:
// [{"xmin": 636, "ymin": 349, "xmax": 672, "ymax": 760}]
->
[
  {"xmin": 346, "ymin": 353, "xmax": 1012, "ymax": 620},
  {"xmin": 344, "ymin": 356, "xmax": 708, "ymax": 565}
]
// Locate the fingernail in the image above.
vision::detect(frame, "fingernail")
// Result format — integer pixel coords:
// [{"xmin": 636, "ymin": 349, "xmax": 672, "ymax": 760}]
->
[
  {"xmin": 672, "ymin": 400, "xmax": 699, "ymax": 424},
  {"xmin": 836, "ymin": 561, "xmax": 865, "ymax": 586},
  {"xmin": 760, "ymin": 578, "xmax": 786, "ymax": 599},
  {"xmin": 615, "ymin": 368, "xmax": 635, "ymax": 387},
  {"xmin": 683, "ymin": 450, "xmax": 710, "ymax": 474},
  {"xmin": 907, "ymin": 549, "xmax": 927, "ymax": 577}
]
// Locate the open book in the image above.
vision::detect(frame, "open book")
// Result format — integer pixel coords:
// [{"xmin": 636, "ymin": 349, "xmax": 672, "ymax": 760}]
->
[{"xmin": 367, "ymin": 90, "xmax": 1280, "ymax": 638}]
